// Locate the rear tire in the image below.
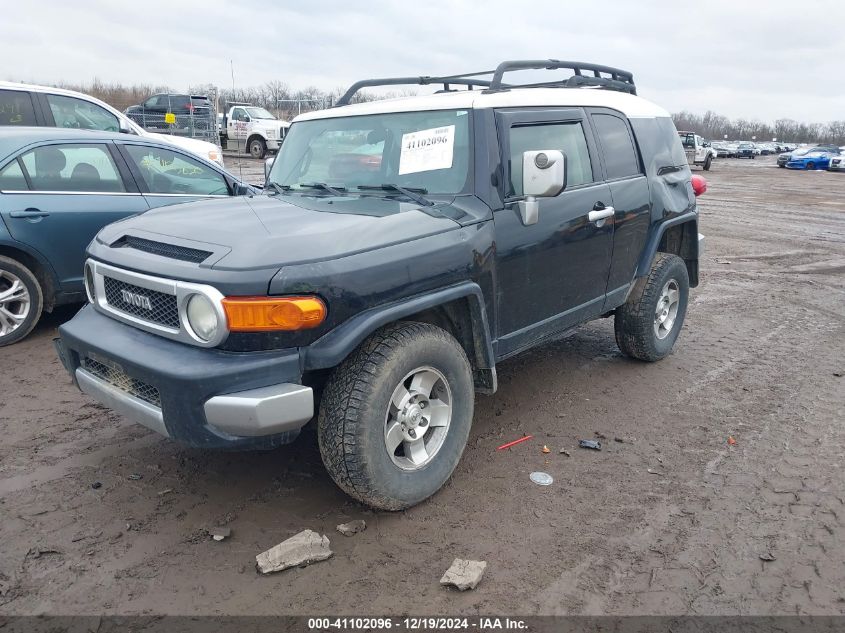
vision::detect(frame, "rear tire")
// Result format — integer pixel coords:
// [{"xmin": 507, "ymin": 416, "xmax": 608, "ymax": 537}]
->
[
  {"xmin": 248, "ymin": 137, "xmax": 267, "ymax": 159},
  {"xmin": 0, "ymin": 256, "xmax": 43, "ymax": 347},
  {"xmin": 615, "ymin": 253, "xmax": 689, "ymax": 362},
  {"xmin": 318, "ymin": 322, "xmax": 474, "ymax": 510}
]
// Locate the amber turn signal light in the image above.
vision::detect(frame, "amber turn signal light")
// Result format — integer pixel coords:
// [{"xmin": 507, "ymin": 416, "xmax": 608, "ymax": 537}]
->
[{"xmin": 222, "ymin": 296, "xmax": 326, "ymax": 331}]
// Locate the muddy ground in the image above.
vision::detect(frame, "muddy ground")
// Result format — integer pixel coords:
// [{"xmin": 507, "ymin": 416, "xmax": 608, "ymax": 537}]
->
[{"xmin": 1, "ymin": 156, "xmax": 843, "ymax": 616}]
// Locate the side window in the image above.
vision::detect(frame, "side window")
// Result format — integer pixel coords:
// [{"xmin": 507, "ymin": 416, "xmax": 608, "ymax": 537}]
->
[
  {"xmin": 0, "ymin": 160, "xmax": 29, "ymax": 190},
  {"xmin": 123, "ymin": 145, "xmax": 229, "ymax": 196},
  {"xmin": 509, "ymin": 121, "xmax": 593, "ymax": 196},
  {"xmin": 232, "ymin": 108, "xmax": 247, "ymax": 122},
  {"xmin": 19, "ymin": 144, "xmax": 126, "ymax": 193},
  {"xmin": 592, "ymin": 114, "xmax": 642, "ymax": 180},
  {"xmin": 0, "ymin": 89, "xmax": 37, "ymax": 126},
  {"xmin": 144, "ymin": 96, "xmax": 161, "ymax": 109},
  {"xmin": 46, "ymin": 94, "xmax": 120, "ymax": 132}
]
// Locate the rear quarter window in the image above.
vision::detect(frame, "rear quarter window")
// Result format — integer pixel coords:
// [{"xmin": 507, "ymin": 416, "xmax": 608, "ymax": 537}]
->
[{"xmin": 592, "ymin": 114, "xmax": 641, "ymax": 179}]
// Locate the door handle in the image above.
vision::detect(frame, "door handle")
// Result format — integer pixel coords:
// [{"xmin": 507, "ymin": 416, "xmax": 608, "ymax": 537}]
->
[
  {"xmin": 10, "ymin": 208, "xmax": 50, "ymax": 219},
  {"xmin": 588, "ymin": 206, "xmax": 614, "ymax": 223}
]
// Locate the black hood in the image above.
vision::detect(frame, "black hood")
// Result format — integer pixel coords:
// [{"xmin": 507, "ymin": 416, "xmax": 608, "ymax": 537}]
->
[{"xmin": 96, "ymin": 193, "xmax": 470, "ymax": 270}]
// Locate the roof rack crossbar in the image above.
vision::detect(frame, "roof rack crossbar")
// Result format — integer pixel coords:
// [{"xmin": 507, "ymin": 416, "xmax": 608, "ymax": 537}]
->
[
  {"xmin": 333, "ymin": 59, "xmax": 636, "ymax": 107},
  {"xmin": 335, "ymin": 74, "xmax": 499, "ymax": 107}
]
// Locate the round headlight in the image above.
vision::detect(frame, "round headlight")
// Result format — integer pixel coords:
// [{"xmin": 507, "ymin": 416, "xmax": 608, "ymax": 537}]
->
[
  {"xmin": 84, "ymin": 262, "xmax": 96, "ymax": 303},
  {"xmin": 186, "ymin": 294, "xmax": 219, "ymax": 342}
]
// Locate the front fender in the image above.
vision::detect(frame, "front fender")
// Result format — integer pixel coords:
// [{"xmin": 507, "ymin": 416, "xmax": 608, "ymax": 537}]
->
[{"xmin": 302, "ymin": 281, "xmax": 494, "ymax": 372}]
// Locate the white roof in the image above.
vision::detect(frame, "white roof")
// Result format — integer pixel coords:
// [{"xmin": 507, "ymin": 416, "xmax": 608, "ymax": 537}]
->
[{"xmin": 296, "ymin": 88, "xmax": 670, "ymax": 123}]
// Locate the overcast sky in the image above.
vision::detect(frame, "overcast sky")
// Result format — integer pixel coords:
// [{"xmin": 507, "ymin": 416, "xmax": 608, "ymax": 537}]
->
[{"xmin": 3, "ymin": 0, "xmax": 843, "ymax": 122}]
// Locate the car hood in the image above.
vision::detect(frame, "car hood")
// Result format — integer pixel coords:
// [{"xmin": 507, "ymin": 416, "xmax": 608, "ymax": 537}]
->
[
  {"xmin": 142, "ymin": 132, "xmax": 223, "ymax": 165},
  {"xmin": 95, "ymin": 193, "xmax": 467, "ymax": 270}
]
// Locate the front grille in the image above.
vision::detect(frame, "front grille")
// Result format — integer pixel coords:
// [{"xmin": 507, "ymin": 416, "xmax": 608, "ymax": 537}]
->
[
  {"xmin": 103, "ymin": 277, "xmax": 179, "ymax": 328},
  {"xmin": 81, "ymin": 356, "xmax": 161, "ymax": 408},
  {"xmin": 119, "ymin": 236, "xmax": 211, "ymax": 264}
]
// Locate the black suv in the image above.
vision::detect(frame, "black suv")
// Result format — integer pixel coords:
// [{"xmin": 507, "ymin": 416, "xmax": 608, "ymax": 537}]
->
[
  {"xmin": 56, "ymin": 60, "xmax": 705, "ymax": 510},
  {"xmin": 125, "ymin": 94, "xmax": 213, "ymax": 134}
]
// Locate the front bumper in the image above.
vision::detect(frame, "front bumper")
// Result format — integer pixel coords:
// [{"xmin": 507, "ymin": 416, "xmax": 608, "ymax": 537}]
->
[{"xmin": 56, "ymin": 305, "xmax": 313, "ymax": 449}]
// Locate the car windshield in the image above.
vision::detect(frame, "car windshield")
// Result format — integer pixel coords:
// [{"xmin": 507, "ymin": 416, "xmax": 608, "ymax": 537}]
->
[
  {"xmin": 793, "ymin": 148, "xmax": 809, "ymax": 156},
  {"xmin": 246, "ymin": 107, "xmax": 275, "ymax": 119},
  {"xmin": 268, "ymin": 109, "xmax": 471, "ymax": 195}
]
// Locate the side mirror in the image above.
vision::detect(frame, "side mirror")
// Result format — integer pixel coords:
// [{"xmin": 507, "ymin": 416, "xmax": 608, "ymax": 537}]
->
[
  {"xmin": 518, "ymin": 150, "xmax": 566, "ymax": 226},
  {"xmin": 264, "ymin": 156, "xmax": 275, "ymax": 181},
  {"xmin": 234, "ymin": 182, "xmax": 251, "ymax": 196},
  {"xmin": 118, "ymin": 120, "xmax": 135, "ymax": 135}
]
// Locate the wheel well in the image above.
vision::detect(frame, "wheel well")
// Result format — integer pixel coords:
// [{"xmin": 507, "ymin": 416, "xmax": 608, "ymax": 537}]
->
[
  {"xmin": 657, "ymin": 220, "xmax": 699, "ymax": 287},
  {"xmin": 247, "ymin": 134, "xmax": 265, "ymax": 146},
  {"xmin": 401, "ymin": 297, "xmax": 496, "ymax": 393},
  {"xmin": 0, "ymin": 246, "xmax": 56, "ymax": 311}
]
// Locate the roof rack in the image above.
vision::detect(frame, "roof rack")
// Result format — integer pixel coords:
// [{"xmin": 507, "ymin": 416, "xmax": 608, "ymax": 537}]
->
[{"xmin": 333, "ymin": 59, "xmax": 636, "ymax": 107}]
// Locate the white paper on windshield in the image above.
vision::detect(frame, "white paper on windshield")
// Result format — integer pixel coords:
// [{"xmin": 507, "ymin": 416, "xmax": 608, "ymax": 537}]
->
[{"xmin": 398, "ymin": 125, "xmax": 455, "ymax": 175}]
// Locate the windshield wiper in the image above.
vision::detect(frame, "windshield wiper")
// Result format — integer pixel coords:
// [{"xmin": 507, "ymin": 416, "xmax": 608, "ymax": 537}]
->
[
  {"xmin": 298, "ymin": 182, "xmax": 348, "ymax": 196},
  {"xmin": 265, "ymin": 182, "xmax": 291, "ymax": 196},
  {"xmin": 356, "ymin": 184, "xmax": 434, "ymax": 207}
]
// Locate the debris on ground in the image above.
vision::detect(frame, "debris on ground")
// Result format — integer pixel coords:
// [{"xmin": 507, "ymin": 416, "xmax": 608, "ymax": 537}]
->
[
  {"xmin": 90, "ymin": 482, "xmax": 102, "ymax": 489},
  {"xmin": 541, "ymin": 445, "xmax": 551, "ymax": 454},
  {"xmin": 594, "ymin": 431, "xmax": 607, "ymax": 440},
  {"xmin": 336, "ymin": 520, "xmax": 367, "ymax": 537},
  {"xmin": 614, "ymin": 437, "xmax": 625, "ymax": 443},
  {"xmin": 255, "ymin": 529, "xmax": 333, "ymax": 574},
  {"xmin": 646, "ymin": 468, "xmax": 664, "ymax": 476},
  {"xmin": 440, "ymin": 559, "xmax": 487, "ymax": 591},
  {"xmin": 208, "ymin": 526, "xmax": 231, "ymax": 542},
  {"xmin": 759, "ymin": 552, "xmax": 777, "ymax": 562},
  {"xmin": 579, "ymin": 439, "xmax": 602, "ymax": 451},
  {"xmin": 127, "ymin": 473, "xmax": 143, "ymax": 481},
  {"xmin": 833, "ymin": 372, "xmax": 842, "ymax": 377},
  {"xmin": 157, "ymin": 489, "xmax": 173, "ymax": 496},
  {"xmin": 728, "ymin": 436, "xmax": 737, "ymax": 446},
  {"xmin": 529, "ymin": 472, "xmax": 553, "ymax": 486},
  {"xmin": 559, "ymin": 449, "xmax": 571, "ymax": 457},
  {"xmin": 26, "ymin": 547, "xmax": 62, "ymax": 559},
  {"xmin": 496, "ymin": 435, "xmax": 533, "ymax": 451}
]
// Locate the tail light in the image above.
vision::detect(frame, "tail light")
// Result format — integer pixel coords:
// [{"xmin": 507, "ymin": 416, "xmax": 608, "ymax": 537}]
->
[{"xmin": 691, "ymin": 174, "xmax": 707, "ymax": 197}]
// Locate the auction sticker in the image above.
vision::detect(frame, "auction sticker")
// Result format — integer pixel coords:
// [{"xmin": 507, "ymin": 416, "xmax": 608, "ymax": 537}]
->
[{"xmin": 398, "ymin": 125, "xmax": 455, "ymax": 175}]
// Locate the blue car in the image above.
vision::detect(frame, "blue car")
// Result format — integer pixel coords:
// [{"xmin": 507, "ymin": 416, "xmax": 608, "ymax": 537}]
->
[
  {"xmin": 0, "ymin": 127, "xmax": 254, "ymax": 345},
  {"xmin": 786, "ymin": 151, "xmax": 835, "ymax": 170}
]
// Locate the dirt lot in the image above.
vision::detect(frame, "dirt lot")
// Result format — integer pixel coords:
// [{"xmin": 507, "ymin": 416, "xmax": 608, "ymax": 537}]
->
[{"xmin": 1, "ymin": 156, "xmax": 843, "ymax": 616}]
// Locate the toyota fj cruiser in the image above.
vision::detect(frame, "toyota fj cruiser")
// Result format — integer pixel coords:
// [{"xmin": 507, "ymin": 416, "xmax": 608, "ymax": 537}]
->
[{"xmin": 55, "ymin": 60, "xmax": 705, "ymax": 510}]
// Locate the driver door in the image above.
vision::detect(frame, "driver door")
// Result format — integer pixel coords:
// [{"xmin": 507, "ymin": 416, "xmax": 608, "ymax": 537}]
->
[{"xmin": 493, "ymin": 109, "xmax": 614, "ymax": 357}]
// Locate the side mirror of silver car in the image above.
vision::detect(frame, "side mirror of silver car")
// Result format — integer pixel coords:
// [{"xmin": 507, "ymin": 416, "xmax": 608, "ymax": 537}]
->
[{"xmin": 519, "ymin": 150, "xmax": 566, "ymax": 226}]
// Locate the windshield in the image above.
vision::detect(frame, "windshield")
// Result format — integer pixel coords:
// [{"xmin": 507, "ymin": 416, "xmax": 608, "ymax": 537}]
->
[
  {"xmin": 268, "ymin": 109, "xmax": 471, "ymax": 195},
  {"xmin": 246, "ymin": 107, "xmax": 275, "ymax": 120}
]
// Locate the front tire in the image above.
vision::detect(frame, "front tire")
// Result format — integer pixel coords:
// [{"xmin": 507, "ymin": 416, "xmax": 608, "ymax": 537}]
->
[
  {"xmin": 318, "ymin": 322, "xmax": 474, "ymax": 510},
  {"xmin": 807, "ymin": 162, "xmax": 815, "ymax": 170},
  {"xmin": 0, "ymin": 256, "xmax": 43, "ymax": 347},
  {"xmin": 703, "ymin": 155, "xmax": 712, "ymax": 171},
  {"xmin": 248, "ymin": 137, "xmax": 267, "ymax": 159},
  {"xmin": 614, "ymin": 253, "xmax": 689, "ymax": 362}
]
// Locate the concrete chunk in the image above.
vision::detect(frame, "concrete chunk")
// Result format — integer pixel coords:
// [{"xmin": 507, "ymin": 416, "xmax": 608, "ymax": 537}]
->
[
  {"xmin": 255, "ymin": 529, "xmax": 333, "ymax": 574},
  {"xmin": 336, "ymin": 520, "xmax": 367, "ymax": 536},
  {"xmin": 440, "ymin": 558, "xmax": 487, "ymax": 591}
]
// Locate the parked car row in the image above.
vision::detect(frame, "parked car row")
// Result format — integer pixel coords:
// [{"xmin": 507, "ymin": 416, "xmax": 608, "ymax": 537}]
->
[{"xmin": 777, "ymin": 144, "xmax": 843, "ymax": 170}]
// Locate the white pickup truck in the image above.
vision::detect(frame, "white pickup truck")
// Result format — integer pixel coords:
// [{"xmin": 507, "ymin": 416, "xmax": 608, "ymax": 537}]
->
[
  {"xmin": 219, "ymin": 104, "xmax": 290, "ymax": 159},
  {"xmin": 678, "ymin": 131, "xmax": 716, "ymax": 171}
]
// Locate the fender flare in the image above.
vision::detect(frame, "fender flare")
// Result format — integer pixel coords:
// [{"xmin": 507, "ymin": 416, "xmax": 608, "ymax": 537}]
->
[
  {"xmin": 302, "ymin": 281, "xmax": 494, "ymax": 372},
  {"xmin": 635, "ymin": 212, "xmax": 699, "ymax": 279}
]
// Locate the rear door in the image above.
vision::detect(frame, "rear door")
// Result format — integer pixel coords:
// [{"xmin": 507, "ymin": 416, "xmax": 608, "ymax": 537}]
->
[
  {"xmin": 585, "ymin": 109, "xmax": 651, "ymax": 309},
  {"xmin": 0, "ymin": 142, "xmax": 148, "ymax": 293},
  {"xmin": 493, "ymin": 108, "xmax": 614, "ymax": 357}
]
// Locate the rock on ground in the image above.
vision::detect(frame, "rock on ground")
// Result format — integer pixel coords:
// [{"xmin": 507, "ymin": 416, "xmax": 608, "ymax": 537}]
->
[
  {"xmin": 336, "ymin": 520, "xmax": 367, "ymax": 536},
  {"xmin": 255, "ymin": 529, "xmax": 333, "ymax": 574},
  {"xmin": 440, "ymin": 559, "xmax": 487, "ymax": 591}
]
